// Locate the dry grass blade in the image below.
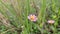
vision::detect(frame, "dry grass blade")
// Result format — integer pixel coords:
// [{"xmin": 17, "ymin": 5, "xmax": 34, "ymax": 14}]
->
[{"xmin": 0, "ymin": 13, "xmax": 14, "ymax": 28}]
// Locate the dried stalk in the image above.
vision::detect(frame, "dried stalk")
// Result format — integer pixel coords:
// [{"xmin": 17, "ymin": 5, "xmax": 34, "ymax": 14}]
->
[{"xmin": 0, "ymin": 13, "xmax": 14, "ymax": 28}]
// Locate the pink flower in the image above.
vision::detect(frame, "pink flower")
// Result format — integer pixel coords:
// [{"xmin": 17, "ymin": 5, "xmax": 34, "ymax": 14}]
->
[
  {"xmin": 2, "ymin": 0, "xmax": 7, "ymax": 2},
  {"xmin": 28, "ymin": 14, "xmax": 38, "ymax": 22},
  {"xmin": 47, "ymin": 20, "xmax": 55, "ymax": 24}
]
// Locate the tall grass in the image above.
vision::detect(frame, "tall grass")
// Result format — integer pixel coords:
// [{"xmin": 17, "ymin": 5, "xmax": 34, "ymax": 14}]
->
[{"xmin": 0, "ymin": 0, "xmax": 60, "ymax": 34}]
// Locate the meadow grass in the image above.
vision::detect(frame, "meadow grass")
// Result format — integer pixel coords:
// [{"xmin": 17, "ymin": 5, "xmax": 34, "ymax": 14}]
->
[{"xmin": 0, "ymin": 0, "xmax": 60, "ymax": 34}]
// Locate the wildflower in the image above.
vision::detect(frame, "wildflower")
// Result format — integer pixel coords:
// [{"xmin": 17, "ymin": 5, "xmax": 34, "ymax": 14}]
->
[
  {"xmin": 28, "ymin": 14, "xmax": 38, "ymax": 22},
  {"xmin": 2, "ymin": 0, "xmax": 7, "ymax": 2},
  {"xmin": 47, "ymin": 20, "xmax": 55, "ymax": 24}
]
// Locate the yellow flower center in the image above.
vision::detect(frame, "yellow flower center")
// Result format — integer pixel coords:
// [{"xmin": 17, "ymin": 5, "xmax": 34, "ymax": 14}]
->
[{"xmin": 30, "ymin": 16, "xmax": 35, "ymax": 20}]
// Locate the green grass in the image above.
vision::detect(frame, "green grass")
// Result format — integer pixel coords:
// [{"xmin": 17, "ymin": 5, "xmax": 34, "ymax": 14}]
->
[{"xmin": 0, "ymin": 0, "xmax": 60, "ymax": 34}]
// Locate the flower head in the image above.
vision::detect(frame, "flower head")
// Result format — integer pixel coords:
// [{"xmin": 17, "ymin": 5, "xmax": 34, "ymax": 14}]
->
[
  {"xmin": 47, "ymin": 20, "xmax": 55, "ymax": 24},
  {"xmin": 28, "ymin": 14, "xmax": 38, "ymax": 22},
  {"xmin": 2, "ymin": 0, "xmax": 7, "ymax": 2}
]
